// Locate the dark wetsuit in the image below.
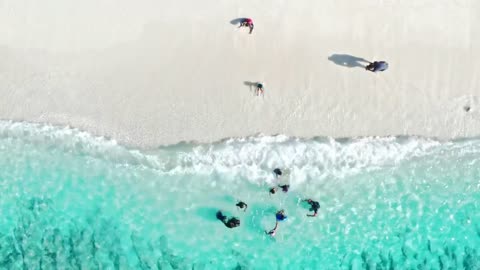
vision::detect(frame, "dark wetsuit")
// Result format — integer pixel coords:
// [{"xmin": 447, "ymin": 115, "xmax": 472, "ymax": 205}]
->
[
  {"xmin": 273, "ymin": 168, "xmax": 282, "ymax": 177},
  {"xmin": 306, "ymin": 200, "xmax": 320, "ymax": 216},
  {"xmin": 217, "ymin": 211, "xmax": 240, "ymax": 228},
  {"xmin": 226, "ymin": 218, "xmax": 240, "ymax": 228},
  {"xmin": 236, "ymin": 201, "xmax": 248, "ymax": 211},
  {"xmin": 216, "ymin": 211, "xmax": 227, "ymax": 222},
  {"xmin": 279, "ymin": 185, "xmax": 289, "ymax": 192}
]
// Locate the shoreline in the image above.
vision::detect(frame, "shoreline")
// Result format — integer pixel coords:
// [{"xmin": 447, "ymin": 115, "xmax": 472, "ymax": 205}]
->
[
  {"xmin": 2, "ymin": 119, "xmax": 479, "ymax": 151},
  {"xmin": 1, "ymin": 0, "xmax": 480, "ymax": 148}
]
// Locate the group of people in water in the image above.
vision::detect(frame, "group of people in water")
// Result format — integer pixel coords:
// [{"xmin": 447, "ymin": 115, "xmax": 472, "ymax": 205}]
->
[
  {"xmin": 216, "ymin": 168, "xmax": 321, "ymax": 237},
  {"xmin": 216, "ymin": 18, "xmax": 385, "ymax": 233},
  {"xmin": 237, "ymin": 18, "xmax": 388, "ymax": 97}
]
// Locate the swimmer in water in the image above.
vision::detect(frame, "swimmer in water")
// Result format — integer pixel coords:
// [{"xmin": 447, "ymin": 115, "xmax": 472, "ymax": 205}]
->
[
  {"xmin": 304, "ymin": 199, "xmax": 320, "ymax": 217},
  {"xmin": 273, "ymin": 168, "xmax": 282, "ymax": 178},
  {"xmin": 269, "ymin": 184, "xmax": 289, "ymax": 195},
  {"xmin": 236, "ymin": 201, "xmax": 248, "ymax": 212},
  {"xmin": 275, "ymin": 210, "xmax": 287, "ymax": 221},
  {"xmin": 216, "ymin": 211, "xmax": 241, "ymax": 228},
  {"xmin": 265, "ymin": 222, "xmax": 278, "ymax": 237},
  {"xmin": 279, "ymin": 184, "xmax": 289, "ymax": 192}
]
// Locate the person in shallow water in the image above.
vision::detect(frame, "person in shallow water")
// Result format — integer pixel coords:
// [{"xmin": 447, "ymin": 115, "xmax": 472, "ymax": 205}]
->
[
  {"xmin": 275, "ymin": 210, "xmax": 287, "ymax": 221},
  {"xmin": 269, "ymin": 184, "xmax": 290, "ymax": 195},
  {"xmin": 304, "ymin": 199, "xmax": 320, "ymax": 217},
  {"xmin": 265, "ymin": 222, "xmax": 278, "ymax": 236},
  {"xmin": 365, "ymin": 61, "xmax": 389, "ymax": 72},
  {"xmin": 216, "ymin": 211, "xmax": 240, "ymax": 228},
  {"xmin": 273, "ymin": 168, "xmax": 282, "ymax": 178},
  {"xmin": 236, "ymin": 201, "xmax": 248, "ymax": 212},
  {"xmin": 279, "ymin": 184, "xmax": 289, "ymax": 192}
]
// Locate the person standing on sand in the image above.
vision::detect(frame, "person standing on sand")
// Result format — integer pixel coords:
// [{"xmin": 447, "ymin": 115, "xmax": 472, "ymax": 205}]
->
[
  {"xmin": 256, "ymin": 83, "xmax": 264, "ymax": 96},
  {"xmin": 366, "ymin": 61, "xmax": 389, "ymax": 72},
  {"xmin": 240, "ymin": 18, "xmax": 254, "ymax": 34}
]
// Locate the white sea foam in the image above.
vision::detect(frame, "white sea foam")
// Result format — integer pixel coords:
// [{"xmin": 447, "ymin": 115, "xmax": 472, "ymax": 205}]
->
[{"xmin": 0, "ymin": 121, "xmax": 451, "ymax": 188}]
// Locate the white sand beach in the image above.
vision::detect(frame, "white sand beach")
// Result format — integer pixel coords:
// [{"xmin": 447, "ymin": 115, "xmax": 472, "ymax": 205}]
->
[{"xmin": 1, "ymin": 0, "xmax": 479, "ymax": 147}]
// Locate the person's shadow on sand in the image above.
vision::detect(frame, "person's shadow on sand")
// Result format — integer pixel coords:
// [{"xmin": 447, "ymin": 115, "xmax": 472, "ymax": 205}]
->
[
  {"xmin": 244, "ymin": 81, "xmax": 260, "ymax": 96},
  {"xmin": 328, "ymin": 54, "xmax": 370, "ymax": 68},
  {"xmin": 230, "ymin": 18, "xmax": 247, "ymax": 26}
]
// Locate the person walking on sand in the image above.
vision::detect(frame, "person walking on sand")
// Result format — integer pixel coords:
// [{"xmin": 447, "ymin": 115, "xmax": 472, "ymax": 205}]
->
[
  {"xmin": 240, "ymin": 18, "xmax": 254, "ymax": 34},
  {"xmin": 256, "ymin": 83, "xmax": 264, "ymax": 96},
  {"xmin": 303, "ymin": 199, "xmax": 320, "ymax": 217},
  {"xmin": 236, "ymin": 201, "xmax": 248, "ymax": 212},
  {"xmin": 365, "ymin": 61, "xmax": 389, "ymax": 72}
]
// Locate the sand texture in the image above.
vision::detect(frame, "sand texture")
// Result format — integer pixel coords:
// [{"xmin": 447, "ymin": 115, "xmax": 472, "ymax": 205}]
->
[{"xmin": 1, "ymin": 0, "xmax": 479, "ymax": 147}]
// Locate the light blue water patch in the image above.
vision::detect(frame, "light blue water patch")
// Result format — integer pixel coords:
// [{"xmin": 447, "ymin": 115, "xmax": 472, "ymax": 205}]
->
[{"xmin": 0, "ymin": 121, "xmax": 479, "ymax": 269}]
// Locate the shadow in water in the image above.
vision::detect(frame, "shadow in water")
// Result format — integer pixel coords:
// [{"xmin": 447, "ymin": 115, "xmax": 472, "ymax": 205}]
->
[
  {"xmin": 243, "ymin": 203, "xmax": 277, "ymax": 234},
  {"xmin": 195, "ymin": 207, "xmax": 221, "ymax": 222},
  {"xmin": 215, "ymin": 194, "xmax": 236, "ymax": 204},
  {"xmin": 328, "ymin": 54, "xmax": 370, "ymax": 68},
  {"xmin": 230, "ymin": 18, "xmax": 247, "ymax": 26}
]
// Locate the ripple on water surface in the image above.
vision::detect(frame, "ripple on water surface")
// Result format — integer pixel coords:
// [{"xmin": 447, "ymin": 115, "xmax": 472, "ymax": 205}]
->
[{"xmin": 0, "ymin": 122, "xmax": 479, "ymax": 269}]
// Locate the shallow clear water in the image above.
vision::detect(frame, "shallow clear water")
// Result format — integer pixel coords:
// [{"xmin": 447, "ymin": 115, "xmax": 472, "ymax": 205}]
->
[{"xmin": 0, "ymin": 121, "xmax": 479, "ymax": 269}]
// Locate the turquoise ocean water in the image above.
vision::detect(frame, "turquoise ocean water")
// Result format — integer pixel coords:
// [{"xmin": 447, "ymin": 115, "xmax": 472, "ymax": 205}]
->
[{"xmin": 0, "ymin": 121, "xmax": 479, "ymax": 269}]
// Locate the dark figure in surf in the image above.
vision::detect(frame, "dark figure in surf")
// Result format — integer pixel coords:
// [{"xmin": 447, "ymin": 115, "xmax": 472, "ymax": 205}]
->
[
  {"xmin": 279, "ymin": 184, "xmax": 289, "ymax": 192},
  {"xmin": 273, "ymin": 168, "xmax": 282, "ymax": 178},
  {"xmin": 236, "ymin": 201, "xmax": 248, "ymax": 212},
  {"xmin": 269, "ymin": 184, "xmax": 290, "ymax": 195},
  {"xmin": 304, "ymin": 199, "xmax": 320, "ymax": 217},
  {"xmin": 216, "ymin": 211, "xmax": 240, "ymax": 228},
  {"xmin": 365, "ymin": 61, "xmax": 388, "ymax": 72}
]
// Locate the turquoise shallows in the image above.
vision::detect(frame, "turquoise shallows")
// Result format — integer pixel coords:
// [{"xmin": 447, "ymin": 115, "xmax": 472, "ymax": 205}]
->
[{"xmin": 0, "ymin": 122, "xmax": 479, "ymax": 269}]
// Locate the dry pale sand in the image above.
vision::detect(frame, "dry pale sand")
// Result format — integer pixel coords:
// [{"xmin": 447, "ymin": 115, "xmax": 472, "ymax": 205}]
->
[{"xmin": 0, "ymin": 0, "xmax": 479, "ymax": 147}]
